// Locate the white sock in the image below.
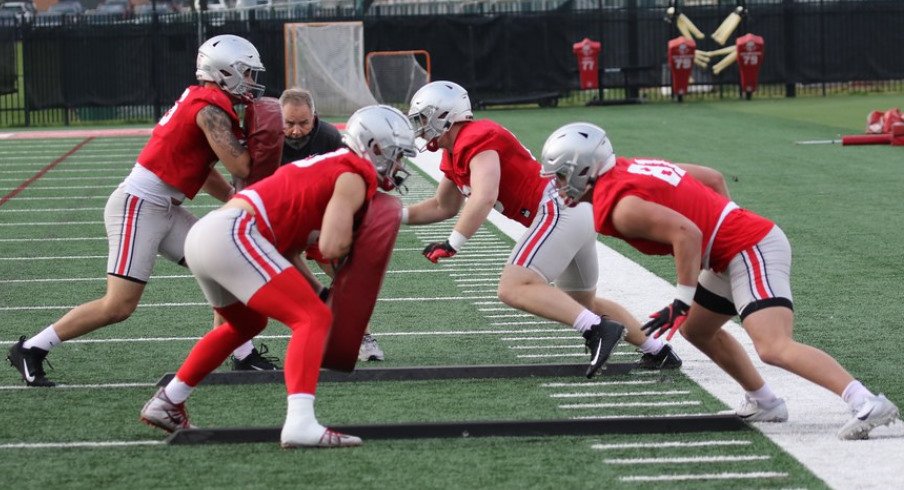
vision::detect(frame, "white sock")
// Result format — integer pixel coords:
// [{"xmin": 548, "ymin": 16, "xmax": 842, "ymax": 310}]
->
[
  {"xmin": 282, "ymin": 394, "xmax": 326, "ymax": 444},
  {"xmin": 23, "ymin": 325, "xmax": 61, "ymax": 351},
  {"xmin": 572, "ymin": 309, "xmax": 601, "ymax": 333},
  {"xmin": 232, "ymin": 340, "xmax": 254, "ymax": 361},
  {"xmin": 842, "ymin": 380, "xmax": 874, "ymax": 411},
  {"xmin": 638, "ymin": 336, "xmax": 664, "ymax": 355},
  {"xmin": 163, "ymin": 377, "xmax": 194, "ymax": 405},
  {"xmin": 747, "ymin": 384, "xmax": 781, "ymax": 408}
]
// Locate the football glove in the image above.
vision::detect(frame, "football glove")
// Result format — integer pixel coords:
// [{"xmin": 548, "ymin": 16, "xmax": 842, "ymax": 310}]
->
[
  {"xmin": 422, "ymin": 241, "xmax": 457, "ymax": 263},
  {"xmin": 641, "ymin": 299, "xmax": 690, "ymax": 340}
]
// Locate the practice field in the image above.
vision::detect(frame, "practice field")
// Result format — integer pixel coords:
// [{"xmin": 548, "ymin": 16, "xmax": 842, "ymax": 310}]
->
[{"xmin": 1, "ymin": 94, "xmax": 902, "ymax": 489}]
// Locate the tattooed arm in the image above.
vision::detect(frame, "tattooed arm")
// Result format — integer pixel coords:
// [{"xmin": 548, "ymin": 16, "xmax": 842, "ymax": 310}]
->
[{"xmin": 196, "ymin": 105, "xmax": 251, "ymax": 179}]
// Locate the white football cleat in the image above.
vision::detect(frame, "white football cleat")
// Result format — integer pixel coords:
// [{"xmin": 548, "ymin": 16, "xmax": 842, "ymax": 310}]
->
[
  {"xmin": 358, "ymin": 334, "xmax": 385, "ymax": 362},
  {"xmin": 837, "ymin": 394, "xmax": 900, "ymax": 440},
  {"xmin": 281, "ymin": 428, "xmax": 363, "ymax": 449},
  {"xmin": 736, "ymin": 394, "xmax": 789, "ymax": 422},
  {"xmin": 140, "ymin": 388, "xmax": 195, "ymax": 433}
]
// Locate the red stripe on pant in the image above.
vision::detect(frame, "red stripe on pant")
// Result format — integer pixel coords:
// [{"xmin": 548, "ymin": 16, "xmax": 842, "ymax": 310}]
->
[
  {"xmin": 743, "ymin": 247, "xmax": 771, "ymax": 299},
  {"xmin": 236, "ymin": 213, "xmax": 280, "ymax": 278},
  {"xmin": 115, "ymin": 195, "xmax": 140, "ymax": 276},
  {"xmin": 514, "ymin": 200, "xmax": 556, "ymax": 267}
]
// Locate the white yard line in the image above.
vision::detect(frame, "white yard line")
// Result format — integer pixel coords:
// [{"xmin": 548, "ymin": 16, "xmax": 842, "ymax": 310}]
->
[
  {"xmin": 0, "ymin": 328, "xmax": 568, "ymax": 345},
  {"xmin": 0, "ymin": 441, "xmax": 164, "ymax": 449},
  {"xmin": 619, "ymin": 472, "xmax": 788, "ymax": 482},
  {"xmin": 592, "ymin": 439, "xmax": 752, "ymax": 450},
  {"xmin": 411, "ymin": 150, "xmax": 904, "ymax": 490},
  {"xmin": 605, "ymin": 455, "xmax": 770, "ymax": 464}
]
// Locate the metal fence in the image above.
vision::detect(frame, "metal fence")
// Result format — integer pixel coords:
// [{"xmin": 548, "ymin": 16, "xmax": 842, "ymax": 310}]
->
[{"xmin": 1, "ymin": 0, "xmax": 902, "ymax": 127}]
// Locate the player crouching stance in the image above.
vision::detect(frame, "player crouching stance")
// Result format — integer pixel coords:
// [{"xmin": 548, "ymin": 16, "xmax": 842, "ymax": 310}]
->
[
  {"xmin": 540, "ymin": 122, "xmax": 900, "ymax": 440},
  {"xmin": 140, "ymin": 105, "xmax": 417, "ymax": 448}
]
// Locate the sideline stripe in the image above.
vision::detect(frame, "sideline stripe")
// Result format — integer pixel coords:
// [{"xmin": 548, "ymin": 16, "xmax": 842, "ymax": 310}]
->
[{"xmin": 0, "ymin": 137, "xmax": 93, "ymax": 207}]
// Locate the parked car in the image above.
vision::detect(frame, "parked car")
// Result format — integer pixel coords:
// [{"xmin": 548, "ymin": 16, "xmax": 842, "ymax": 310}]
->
[
  {"xmin": 86, "ymin": 0, "xmax": 132, "ymax": 20},
  {"xmin": 133, "ymin": 1, "xmax": 175, "ymax": 15},
  {"xmin": 0, "ymin": 1, "xmax": 36, "ymax": 22},
  {"xmin": 47, "ymin": 0, "xmax": 85, "ymax": 14}
]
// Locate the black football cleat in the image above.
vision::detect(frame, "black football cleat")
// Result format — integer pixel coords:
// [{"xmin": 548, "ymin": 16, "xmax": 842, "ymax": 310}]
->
[
  {"xmin": 7, "ymin": 336, "xmax": 55, "ymax": 387},
  {"xmin": 638, "ymin": 343, "xmax": 683, "ymax": 370},
  {"xmin": 582, "ymin": 318, "xmax": 626, "ymax": 378},
  {"xmin": 232, "ymin": 344, "xmax": 280, "ymax": 371}
]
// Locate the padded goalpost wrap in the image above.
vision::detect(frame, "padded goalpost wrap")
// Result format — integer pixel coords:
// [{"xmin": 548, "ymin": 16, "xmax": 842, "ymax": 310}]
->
[
  {"xmin": 365, "ymin": 50, "xmax": 431, "ymax": 105},
  {"xmin": 321, "ymin": 192, "xmax": 402, "ymax": 372},
  {"xmin": 283, "ymin": 21, "xmax": 379, "ymax": 117}
]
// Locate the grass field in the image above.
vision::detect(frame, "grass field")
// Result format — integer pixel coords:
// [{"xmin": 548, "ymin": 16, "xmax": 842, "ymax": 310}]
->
[{"xmin": 1, "ymin": 93, "xmax": 903, "ymax": 489}]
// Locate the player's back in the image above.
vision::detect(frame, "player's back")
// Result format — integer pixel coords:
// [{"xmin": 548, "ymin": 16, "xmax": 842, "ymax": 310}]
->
[{"xmin": 240, "ymin": 148, "xmax": 378, "ymax": 254}]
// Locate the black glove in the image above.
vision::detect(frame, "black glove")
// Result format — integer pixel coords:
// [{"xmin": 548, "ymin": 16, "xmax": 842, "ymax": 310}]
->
[
  {"xmin": 641, "ymin": 299, "xmax": 690, "ymax": 340},
  {"xmin": 422, "ymin": 241, "xmax": 457, "ymax": 263}
]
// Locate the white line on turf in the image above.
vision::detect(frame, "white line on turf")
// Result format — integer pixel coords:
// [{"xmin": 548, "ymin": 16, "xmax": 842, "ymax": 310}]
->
[
  {"xmin": 541, "ymin": 380, "xmax": 657, "ymax": 388},
  {"xmin": 0, "ymin": 295, "xmax": 497, "ymax": 310},
  {"xmin": 571, "ymin": 411, "xmax": 732, "ymax": 420},
  {"xmin": 0, "ymin": 237, "xmax": 105, "ymax": 242},
  {"xmin": 0, "ymin": 382, "xmax": 155, "ymax": 390},
  {"xmin": 549, "ymin": 390, "xmax": 690, "ymax": 398},
  {"xmin": 0, "ymin": 329, "xmax": 568, "ymax": 345},
  {"xmin": 592, "ymin": 440, "xmax": 751, "ymax": 450},
  {"xmin": 501, "ymin": 336, "xmax": 574, "ymax": 341},
  {"xmin": 619, "ymin": 472, "xmax": 787, "ymax": 482},
  {"xmin": 559, "ymin": 401, "xmax": 701, "ymax": 409},
  {"xmin": 605, "ymin": 455, "xmax": 770, "ymax": 464},
  {"xmin": 0, "ymin": 441, "xmax": 164, "ymax": 450}
]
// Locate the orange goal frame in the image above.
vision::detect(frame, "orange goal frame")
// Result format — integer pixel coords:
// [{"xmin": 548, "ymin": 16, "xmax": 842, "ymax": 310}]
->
[{"xmin": 364, "ymin": 50, "xmax": 432, "ymax": 86}]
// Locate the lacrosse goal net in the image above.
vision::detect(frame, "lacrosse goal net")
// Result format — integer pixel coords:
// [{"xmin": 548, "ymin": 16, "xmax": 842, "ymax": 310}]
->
[
  {"xmin": 365, "ymin": 50, "xmax": 431, "ymax": 105},
  {"xmin": 284, "ymin": 21, "xmax": 378, "ymax": 117}
]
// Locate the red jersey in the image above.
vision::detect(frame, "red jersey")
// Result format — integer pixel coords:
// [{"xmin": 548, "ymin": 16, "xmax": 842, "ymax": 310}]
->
[
  {"xmin": 137, "ymin": 85, "xmax": 242, "ymax": 199},
  {"xmin": 440, "ymin": 119, "xmax": 552, "ymax": 227},
  {"xmin": 592, "ymin": 157, "xmax": 774, "ymax": 272},
  {"xmin": 236, "ymin": 148, "xmax": 378, "ymax": 255}
]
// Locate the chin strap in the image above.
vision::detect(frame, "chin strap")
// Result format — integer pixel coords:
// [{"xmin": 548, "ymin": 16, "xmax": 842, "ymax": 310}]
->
[{"xmin": 426, "ymin": 139, "xmax": 440, "ymax": 152}]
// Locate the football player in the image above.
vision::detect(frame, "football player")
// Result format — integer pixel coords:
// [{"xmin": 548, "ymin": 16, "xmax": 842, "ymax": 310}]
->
[
  {"xmin": 220, "ymin": 87, "xmax": 386, "ymax": 370},
  {"xmin": 403, "ymin": 81, "xmax": 681, "ymax": 379},
  {"xmin": 279, "ymin": 87, "xmax": 386, "ymax": 363},
  {"xmin": 540, "ymin": 121, "xmax": 900, "ymax": 440},
  {"xmin": 140, "ymin": 105, "xmax": 416, "ymax": 447},
  {"xmin": 7, "ymin": 34, "xmax": 263, "ymax": 387}
]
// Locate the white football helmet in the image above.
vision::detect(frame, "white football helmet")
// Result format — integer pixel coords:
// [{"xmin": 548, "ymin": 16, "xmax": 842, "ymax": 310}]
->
[
  {"xmin": 540, "ymin": 122, "xmax": 616, "ymax": 206},
  {"xmin": 407, "ymin": 81, "xmax": 473, "ymax": 150},
  {"xmin": 196, "ymin": 35, "xmax": 265, "ymax": 100},
  {"xmin": 343, "ymin": 105, "xmax": 418, "ymax": 192}
]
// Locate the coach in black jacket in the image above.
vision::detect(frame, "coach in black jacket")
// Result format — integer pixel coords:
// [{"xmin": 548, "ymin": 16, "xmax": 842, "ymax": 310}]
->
[{"xmin": 279, "ymin": 87, "xmax": 344, "ymax": 165}]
